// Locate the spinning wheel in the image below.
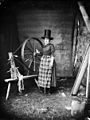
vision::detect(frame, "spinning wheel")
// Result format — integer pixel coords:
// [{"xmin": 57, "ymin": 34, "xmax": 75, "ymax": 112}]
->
[{"xmin": 21, "ymin": 37, "xmax": 43, "ymax": 75}]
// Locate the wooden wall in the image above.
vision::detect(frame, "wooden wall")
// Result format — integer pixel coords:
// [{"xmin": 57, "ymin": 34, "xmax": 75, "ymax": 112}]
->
[
  {"xmin": 16, "ymin": 1, "xmax": 74, "ymax": 77},
  {"xmin": 0, "ymin": 0, "xmax": 75, "ymax": 80}
]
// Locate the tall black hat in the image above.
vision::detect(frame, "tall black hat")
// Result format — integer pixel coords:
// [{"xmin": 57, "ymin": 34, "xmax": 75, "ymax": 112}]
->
[{"xmin": 41, "ymin": 29, "xmax": 53, "ymax": 40}]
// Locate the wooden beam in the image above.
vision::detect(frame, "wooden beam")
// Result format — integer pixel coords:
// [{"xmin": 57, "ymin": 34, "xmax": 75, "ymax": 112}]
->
[
  {"xmin": 78, "ymin": 2, "xmax": 90, "ymax": 32},
  {"xmin": 86, "ymin": 47, "xmax": 90, "ymax": 98},
  {"xmin": 71, "ymin": 45, "xmax": 89, "ymax": 95},
  {"xmin": 5, "ymin": 74, "xmax": 37, "ymax": 82},
  {"xmin": 6, "ymin": 82, "xmax": 11, "ymax": 100}
]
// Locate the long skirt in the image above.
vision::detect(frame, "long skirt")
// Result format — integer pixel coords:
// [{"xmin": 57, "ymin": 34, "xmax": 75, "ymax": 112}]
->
[{"xmin": 38, "ymin": 55, "xmax": 56, "ymax": 88}]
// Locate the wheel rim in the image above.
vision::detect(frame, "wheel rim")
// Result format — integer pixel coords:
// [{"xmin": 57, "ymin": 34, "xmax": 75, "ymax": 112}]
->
[{"xmin": 21, "ymin": 37, "xmax": 43, "ymax": 74}]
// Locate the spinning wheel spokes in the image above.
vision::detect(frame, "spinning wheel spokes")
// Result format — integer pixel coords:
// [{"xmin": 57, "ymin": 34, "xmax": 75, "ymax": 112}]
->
[{"xmin": 21, "ymin": 37, "xmax": 43, "ymax": 74}]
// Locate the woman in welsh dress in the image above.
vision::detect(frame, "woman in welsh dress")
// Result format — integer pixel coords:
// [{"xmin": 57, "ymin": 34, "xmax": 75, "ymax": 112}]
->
[{"xmin": 35, "ymin": 29, "xmax": 56, "ymax": 94}]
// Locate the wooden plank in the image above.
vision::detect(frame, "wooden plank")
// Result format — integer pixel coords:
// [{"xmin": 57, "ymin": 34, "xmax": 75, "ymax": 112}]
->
[
  {"xmin": 6, "ymin": 82, "xmax": 11, "ymax": 100},
  {"xmin": 71, "ymin": 45, "xmax": 89, "ymax": 95},
  {"xmin": 5, "ymin": 74, "xmax": 37, "ymax": 82},
  {"xmin": 78, "ymin": 2, "xmax": 90, "ymax": 32},
  {"xmin": 86, "ymin": 47, "xmax": 90, "ymax": 98}
]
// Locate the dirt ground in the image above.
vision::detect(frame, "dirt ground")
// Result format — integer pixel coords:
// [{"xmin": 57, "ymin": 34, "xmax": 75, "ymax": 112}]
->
[{"xmin": 0, "ymin": 78, "xmax": 86, "ymax": 120}]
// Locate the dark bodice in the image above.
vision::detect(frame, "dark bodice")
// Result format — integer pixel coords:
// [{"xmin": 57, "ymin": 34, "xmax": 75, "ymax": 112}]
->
[{"xmin": 42, "ymin": 44, "xmax": 55, "ymax": 55}]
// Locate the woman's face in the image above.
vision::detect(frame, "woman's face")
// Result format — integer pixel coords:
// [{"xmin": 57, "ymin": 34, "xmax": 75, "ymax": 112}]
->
[{"xmin": 44, "ymin": 38, "xmax": 49, "ymax": 45}]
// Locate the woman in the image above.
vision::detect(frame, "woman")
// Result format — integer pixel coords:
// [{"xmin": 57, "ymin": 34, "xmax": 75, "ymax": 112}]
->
[{"xmin": 35, "ymin": 29, "xmax": 56, "ymax": 94}]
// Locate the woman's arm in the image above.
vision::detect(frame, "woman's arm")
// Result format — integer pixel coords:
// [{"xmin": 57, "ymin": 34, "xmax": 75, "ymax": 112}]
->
[
  {"xmin": 49, "ymin": 44, "xmax": 55, "ymax": 67},
  {"xmin": 50, "ymin": 44, "xmax": 55, "ymax": 55}
]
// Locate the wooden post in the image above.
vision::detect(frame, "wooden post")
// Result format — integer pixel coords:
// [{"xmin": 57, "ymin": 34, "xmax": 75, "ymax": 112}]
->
[
  {"xmin": 86, "ymin": 47, "xmax": 90, "ymax": 98},
  {"xmin": 6, "ymin": 82, "xmax": 11, "ymax": 100},
  {"xmin": 71, "ymin": 45, "xmax": 89, "ymax": 95},
  {"xmin": 78, "ymin": 2, "xmax": 90, "ymax": 32}
]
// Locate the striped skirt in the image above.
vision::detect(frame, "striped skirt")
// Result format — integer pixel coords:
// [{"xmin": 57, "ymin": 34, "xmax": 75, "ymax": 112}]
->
[{"xmin": 38, "ymin": 55, "xmax": 52, "ymax": 88}]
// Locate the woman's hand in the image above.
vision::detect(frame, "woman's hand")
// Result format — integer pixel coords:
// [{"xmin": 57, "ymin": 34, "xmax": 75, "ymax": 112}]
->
[
  {"xmin": 36, "ymin": 49, "xmax": 40, "ymax": 54},
  {"xmin": 34, "ymin": 49, "xmax": 40, "ymax": 56}
]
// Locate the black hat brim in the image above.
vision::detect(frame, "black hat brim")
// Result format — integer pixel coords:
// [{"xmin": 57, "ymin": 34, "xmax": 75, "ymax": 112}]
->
[{"xmin": 41, "ymin": 37, "xmax": 53, "ymax": 40}]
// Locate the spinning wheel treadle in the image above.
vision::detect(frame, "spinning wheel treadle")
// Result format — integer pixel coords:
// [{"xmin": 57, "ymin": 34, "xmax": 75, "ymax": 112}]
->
[{"xmin": 21, "ymin": 37, "xmax": 43, "ymax": 75}]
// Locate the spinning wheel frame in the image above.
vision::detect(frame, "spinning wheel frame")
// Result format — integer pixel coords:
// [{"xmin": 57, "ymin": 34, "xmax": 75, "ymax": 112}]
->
[{"xmin": 21, "ymin": 37, "xmax": 43, "ymax": 74}]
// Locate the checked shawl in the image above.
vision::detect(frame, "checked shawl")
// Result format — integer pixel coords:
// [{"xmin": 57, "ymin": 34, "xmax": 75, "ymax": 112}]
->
[{"xmin": 38, "ymin": 55, "xmax": 52, "ymax": 88}]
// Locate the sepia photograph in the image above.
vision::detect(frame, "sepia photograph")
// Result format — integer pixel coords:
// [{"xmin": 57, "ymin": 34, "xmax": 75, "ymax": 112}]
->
[{"xmin": 0, "ymin": 0, "xmax": 90, "ymax": 120}]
